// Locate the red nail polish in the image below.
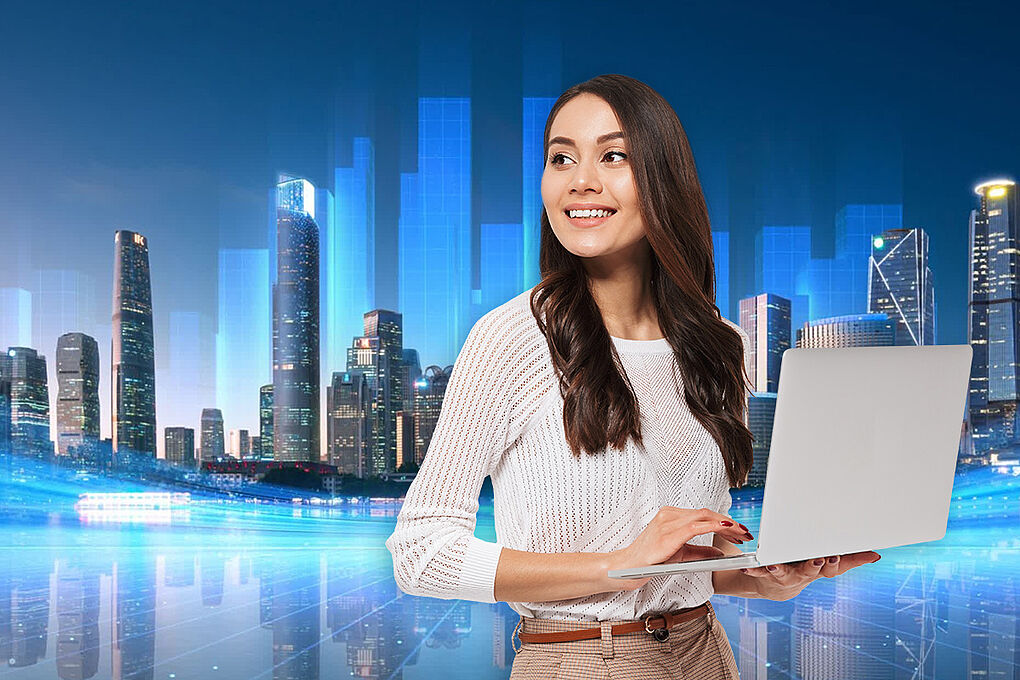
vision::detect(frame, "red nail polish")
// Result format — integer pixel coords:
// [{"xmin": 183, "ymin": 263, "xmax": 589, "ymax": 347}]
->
[
  {"xmin": 812, "ymin": 559, "xmax": 824, "ymax": 566},
  {"xmin": 766, "ymin": 565, "xmax": 777, "ymax": 572},
  {"xmin": 739, "ymin": 568, "xmax": 748, "ymax": 573},
  {"xmin": 738, "ymin": 524, "xmax": 749, "ymax": 531},
  {"xmin": 720, "ymin": 520, "xmax": 733, "ymax": 527}
]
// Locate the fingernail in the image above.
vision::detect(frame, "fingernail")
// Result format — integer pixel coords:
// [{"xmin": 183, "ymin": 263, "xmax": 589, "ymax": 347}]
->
[
  {"xmin": 720, "ymin": 520, "xmax": 733, "ymax": 527},
  {"xmin": 813, "ymin": 559, "xmax": 824, "ymax": 566},
  {"xmin": 738, "ymin": 524, "xmax": 749, "ymax": 532},
  {"xmin": 744, "ymin": 532, "xmax": 754, "ymax": 540},
  {"xmin": 739, "ymin": 568, "xmax": 748, "ymax": 573},
  {"xmin": 766, "ymin": 565, "xmax": 777, "ymax": 572},
  {"xmin": 735, "ymin": 539, "xmax": 744, "ymax": 544},
  {"xmin": 827, "ymin": 556, "xmax": 839, "ymax": 564}
]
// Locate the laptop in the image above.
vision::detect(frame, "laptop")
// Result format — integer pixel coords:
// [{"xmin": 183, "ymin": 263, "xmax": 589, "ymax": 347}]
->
[{"xmin": 607, "ymin": 343, "xmax": 973, "ymax": 579}]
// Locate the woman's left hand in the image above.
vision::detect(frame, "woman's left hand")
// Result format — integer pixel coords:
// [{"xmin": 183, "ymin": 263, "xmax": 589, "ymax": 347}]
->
[{"xmin": 741, "ymin": 551, "xmax": 881, "ymax": 601}]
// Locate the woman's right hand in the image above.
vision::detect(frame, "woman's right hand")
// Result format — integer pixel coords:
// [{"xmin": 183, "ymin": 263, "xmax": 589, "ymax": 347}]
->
[{"xmin": 605, "ymin": 506, "xmax": 754, "ymax": 591}]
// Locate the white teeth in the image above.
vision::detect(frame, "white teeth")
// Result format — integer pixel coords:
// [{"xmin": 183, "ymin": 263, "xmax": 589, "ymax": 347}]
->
[{"xmin": 568, "ymin": 209, "xmax": 613, "ymax": 218}]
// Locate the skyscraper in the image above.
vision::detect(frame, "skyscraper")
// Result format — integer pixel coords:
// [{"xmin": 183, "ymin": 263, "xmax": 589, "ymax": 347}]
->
[
  {"xmin": 868, "ymin": 228, "xmax": 936, "ymax": 346},
  {"xmin": 55, "ymin": 333, "xmax": 100, "ymax": 456},
  {"xmin": 259, "ymin": 384, "xmax": 273, "ymax": 461},
  {"xmin": 739, "ymin": 293, "xmax": 792, "ymax": 393},
  {"xmin": 112, "ymin": 230, "xmax": 156, "ymax": 458},
  {"xmin": 228, "ymin": 428, "xmax": 250, "ymax": 459},
  {"xmin": 326, "ymin": 371, "xmax": 369, "ymax": 475},
  {"xmin": 200, "ymin": 408, "xmax": 224, "ymax": 462},
  {"xmin": 164, "ymin": 427, "xmax": 195, "ymax": 466},
  {"xmin": 0, "ymin": 379, "xmax": 12, "ymax": 457},
  {"xmin": 273, "ymin": 178, "xmax": 320, "ymax": 462},
  {"xmin": 968, "ymin": 179, "xmax": 1020, "ymax": 457},
  {"xmin": 0, "ymin": 347, "xmax": 51, "ymax": 458}
]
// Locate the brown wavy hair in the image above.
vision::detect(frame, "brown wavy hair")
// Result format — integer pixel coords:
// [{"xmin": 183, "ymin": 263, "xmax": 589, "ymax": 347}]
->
[{"xmin": 528, "ymin": 73, "xmax": 753, "ymax": 488}]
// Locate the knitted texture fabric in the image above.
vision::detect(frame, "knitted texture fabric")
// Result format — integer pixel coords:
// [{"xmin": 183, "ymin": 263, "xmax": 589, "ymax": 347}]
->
[{"xmin": 385, "ymin": 287, "xmax": 746, "ymax": 621}]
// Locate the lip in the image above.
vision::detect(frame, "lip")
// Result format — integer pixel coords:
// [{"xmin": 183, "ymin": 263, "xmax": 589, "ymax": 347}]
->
[{"xmin": 563, "ymin": 203, "xmax": 617, "ymax": 228}]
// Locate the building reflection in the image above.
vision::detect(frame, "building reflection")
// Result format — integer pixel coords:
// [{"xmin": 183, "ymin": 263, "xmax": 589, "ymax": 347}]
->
[
  {"xmin": 163, "ymin": 551, "xmax": 195, "ymax": 588},
  {"xmin": 6, "ymin": 557, "xmax": 51, "ymax": 667},
  {"xmin": 326, "ymin": 556, "xmax": 414, "ymax": 679},
  {"xmin": 736, "ymin": 597, "xmax": 794, "ymax": 679},
  {"xmin": 259, "ymin": 553, "xmax": 321, "ymax": 680},
  {"xmin": 201, "ymin": 552, "xmax": 226, "ymax": 607},
  {"xmin": 112, "ymin": 556, "xmax": 156, "ymax": 680},
  {"xmin": 56, "ymin": 559, "xmax": 101, "ymax": 679}
]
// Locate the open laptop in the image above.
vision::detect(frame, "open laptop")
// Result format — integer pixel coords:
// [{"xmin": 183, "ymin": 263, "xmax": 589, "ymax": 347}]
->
[{"xmin": 608, "ymin": 343, "xmax": 973, "ymax": 579}]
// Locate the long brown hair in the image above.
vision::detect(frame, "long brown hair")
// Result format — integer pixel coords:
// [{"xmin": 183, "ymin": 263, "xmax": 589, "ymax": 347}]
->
[{"xmin": 529, "ymin": 73, "xmax": 753, "ymax": 488}]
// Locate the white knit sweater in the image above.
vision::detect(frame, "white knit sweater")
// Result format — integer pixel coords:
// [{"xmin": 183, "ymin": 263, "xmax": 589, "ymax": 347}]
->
[{"xmin": 385, "ymin": 287, "xmax": 744, "ymax": 621}]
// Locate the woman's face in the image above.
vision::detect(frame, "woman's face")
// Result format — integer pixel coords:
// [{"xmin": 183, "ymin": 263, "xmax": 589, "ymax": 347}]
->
[{"xmin": 541, "ymin": 93, "xmax": 646, "ymax": 263}]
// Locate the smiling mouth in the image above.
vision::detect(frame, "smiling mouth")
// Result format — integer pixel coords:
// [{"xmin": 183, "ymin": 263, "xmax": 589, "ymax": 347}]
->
[
  {"xmin": 564, "ymin": 208, "xmax": 616, "ymax": 219},
  {"xmin": 564, "ymin": 208, "xmax": 616, "ymax": 227}
]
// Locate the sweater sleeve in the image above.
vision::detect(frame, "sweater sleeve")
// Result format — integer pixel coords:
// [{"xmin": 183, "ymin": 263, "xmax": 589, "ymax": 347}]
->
[{"xmin": 385, "ymin": 307, "xmax": 519, "ymax": 603}]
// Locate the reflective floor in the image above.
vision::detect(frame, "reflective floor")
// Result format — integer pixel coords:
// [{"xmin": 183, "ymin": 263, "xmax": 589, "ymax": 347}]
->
[{"xmin": 0, "ymin": 467, "xmax": 1017, "ymax": 679}]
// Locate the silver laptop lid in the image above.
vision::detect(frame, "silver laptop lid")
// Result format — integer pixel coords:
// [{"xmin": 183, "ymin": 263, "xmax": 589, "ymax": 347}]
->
[{"xmin": 755, "ymin": 344, "xmax": 972, "ymax": 566}]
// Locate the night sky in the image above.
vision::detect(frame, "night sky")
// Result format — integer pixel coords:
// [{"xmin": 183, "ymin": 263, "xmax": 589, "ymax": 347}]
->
[{"xmin": 2, "ymin": 0, "xmax": 1018, "ymax": 439}]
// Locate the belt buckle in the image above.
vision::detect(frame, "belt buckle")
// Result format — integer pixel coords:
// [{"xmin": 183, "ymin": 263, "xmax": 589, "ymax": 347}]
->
[{"xmin": 643, "ymin": 614, "xmax": 670, "ymax": 642}]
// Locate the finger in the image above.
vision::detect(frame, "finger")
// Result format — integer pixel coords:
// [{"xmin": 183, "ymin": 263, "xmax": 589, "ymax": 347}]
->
[
  {"xmin": 835, "ymin": 551, "xmax": 881, "ymax": 575},
  {"xmin": 797, "ymin": 558, "xmax": 825, "ymax": 579},
  {"xmin": 739, "ymin": 566, "xmax": 771, "ymax": 578},
  {"xmin": 819, "ymin": 555, "xmax": 840, "ymax": 578},
  {"xmin": 761, "ymin": 563, "xmax": 795, "ymax": 584},
  {"xmin": 667, "ymin": 544, "xmax": 725, "ymax": 563}
]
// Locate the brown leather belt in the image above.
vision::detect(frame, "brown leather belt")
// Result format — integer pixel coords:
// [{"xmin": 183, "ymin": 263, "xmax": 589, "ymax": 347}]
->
[{"xmin": 517, "ymin": 603, "xmax": 709, "ymax": 645}]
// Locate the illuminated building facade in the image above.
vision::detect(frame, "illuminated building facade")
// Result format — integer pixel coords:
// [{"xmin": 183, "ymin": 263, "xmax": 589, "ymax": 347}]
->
[
  {"xmin": 273, "ymin": 178, "xmax": 320, "ymax": 462},
  {"xmin": 795, "ymin": 314, "xmax": 896, "ymax": 349},
  {"xmin": 56, "ymin": 332, "xmax": 100, "ymax": 456},
  {"xmin": 868, "ymin": 228, "xmax": 936, "ymax": 346},
  {"xmin": 164, "ymin": 427, "xmax": 195, "ymax": 466},
  {"xmin": 968, "ymin": 179, "xmax": 1020, "ymax": 457},
  {"xmin": 326, "ymin": 371, "xmax": 369, "ymax": 476},
  {"xmin": 259, "ymin": 384, "xmax": 273, "ymax": 460},
  {"xmin": 0, "ymin": 346, "xmax": 51, "ymax": 458},
  {"xmin": 112, "ymin": 230, "xmax": 156, "ymax": 458},
  {"xmin": 200, "ymin": 408, "xmax": 224, "ymax": 462},
  {"xmin": 413, "ymin": 365, "xmax": 451, "ymax": 466},
  {"xmin": 739, "ymin": 293, "xmax": 792, "ymax": 393}
]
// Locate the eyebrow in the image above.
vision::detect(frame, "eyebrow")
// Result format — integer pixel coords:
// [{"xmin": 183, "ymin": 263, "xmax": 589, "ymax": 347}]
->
[{"xmin": 548, "ymin": 131, "xmax": 625, "ymax": 147}]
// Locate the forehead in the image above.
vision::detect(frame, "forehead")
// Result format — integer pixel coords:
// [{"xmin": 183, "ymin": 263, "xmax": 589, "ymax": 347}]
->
[{"xmin": 548, "ymin": 93, "xmax": 624, "ymax": 143}]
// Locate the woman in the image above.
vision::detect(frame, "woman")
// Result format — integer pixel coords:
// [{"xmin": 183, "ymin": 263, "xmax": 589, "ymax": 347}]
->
[{"xmin": 386, "ymin": 73, "xmax": 879, "ymax": 679}]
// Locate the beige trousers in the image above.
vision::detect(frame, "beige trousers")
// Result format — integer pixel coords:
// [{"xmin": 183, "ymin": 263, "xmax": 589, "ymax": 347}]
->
[{"xmin": 509, "ymin": 601, "xmax": 740, "ymax": 680}]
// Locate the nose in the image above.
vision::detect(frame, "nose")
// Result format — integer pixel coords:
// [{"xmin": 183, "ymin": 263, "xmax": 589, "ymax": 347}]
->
[{"xmin": 568, "ymin": 156, "xmax": 602, "ymax": 194}]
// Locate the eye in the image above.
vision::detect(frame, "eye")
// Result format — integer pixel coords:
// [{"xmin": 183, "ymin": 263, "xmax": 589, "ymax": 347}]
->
[
  {"xmin": 549, "ymin": 152, "xmax": 574, "ymax": 166},
  {"xmin": 604, "ymin": 150, "xmax": 627, "ymax": 163}
]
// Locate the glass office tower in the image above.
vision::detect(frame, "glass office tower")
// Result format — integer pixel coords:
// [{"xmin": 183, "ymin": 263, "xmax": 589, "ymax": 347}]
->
[
  {"xmin": 56, "ymin": 332, "xmax": 100, "ymax": 456},
  {"xmin": 112, "ymin": 230, "xmax": 156, "ymax": 459},
  {"xmin": 969, "ymin": 179, "xmax": 1020, "ymax": 456},
  {"xmin": 273, "ymin": 178, "xmax": 320, "ymax": 462}
]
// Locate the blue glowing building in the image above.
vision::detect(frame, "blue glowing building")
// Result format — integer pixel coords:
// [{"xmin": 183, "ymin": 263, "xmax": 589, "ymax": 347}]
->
[
  {"xmin": 329, "ymin": 137, "xmax": 376, "ymax": 380},
  {"xmin": 480, "ymin": 223, "xmax": 525, "ymax": 312},
  {"xmin": 868, "ymin": 228, "xmax": 936, "ymax": 346},
  {"xmin": 273, "ymin": 178, "xmax": 321, "ymax": 462},
  {"xmin": 834, "ymin": 204, "xmax": 903, "ymax": 315},
  {"xmin": 216, "ymin": 248, "xmax": 270, "ymax": 431},
  {"xmin": 713, "ymin": 231, "xmax": 730, "ymax": 321},
  {"xmin": 968, "ymin": 179, "xmax": 1020, "ymax": 457},
  {"xmin": 399, "ymin": 97, "xmax": 472, "ymax": 368},
  {"xmin": 112, "ymin": 230, "xmax": 156, "ymax": 459},
  {"xmin": 755, "ymin": 226, "xmax": 811, "ymax": 330},
  {"xmin": 0, "ymin": 288, "xmax": 31, "ymax": 348},
  {"xmin": 523, "ymin": 96, "xmax": 556, "ymax": 288}
]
